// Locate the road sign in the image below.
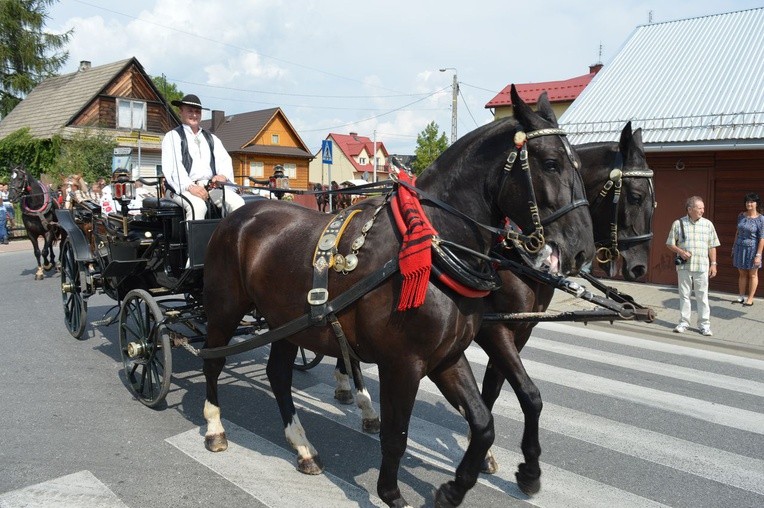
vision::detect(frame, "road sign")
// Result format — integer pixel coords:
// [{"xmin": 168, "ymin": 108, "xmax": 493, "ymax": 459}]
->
[{"xmin": 321, "ymin": 140, "xmax": 333, "ymax": 164}]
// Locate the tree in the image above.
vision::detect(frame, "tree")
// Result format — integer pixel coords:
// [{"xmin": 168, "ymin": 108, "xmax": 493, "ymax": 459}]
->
[
  {"xmin": 152, "ymin": 74, "xmax": 183, "ymax": 113},
  {"xmin": 0, "ymin": 127, "xmax": 61, "ymax": 178},
  {"xmin": 0, "ymin": 0, "xmax": 72, "ymax": 117},
  {"xmin": 411, "ymin": 121, "xmax": 448, "ymax": 175},
  {"xmin": 53, "ymin": 128, "xmax": 116, "ymax": 184}
]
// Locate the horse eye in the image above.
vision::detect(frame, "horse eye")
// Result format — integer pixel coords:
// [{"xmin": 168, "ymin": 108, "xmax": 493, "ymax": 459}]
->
[
  {"xmin": 542, "ymin": 160, "xmax": 559, "ymax": 172},
  {"xmin": 627, "ymin": 193, "xmax": 643, "ymax": 205}
]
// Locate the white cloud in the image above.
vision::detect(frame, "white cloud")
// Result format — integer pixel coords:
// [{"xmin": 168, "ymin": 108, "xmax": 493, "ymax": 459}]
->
[{"xmin": 46, "ymin": 0, "xmax": 764, "ymax": 154}]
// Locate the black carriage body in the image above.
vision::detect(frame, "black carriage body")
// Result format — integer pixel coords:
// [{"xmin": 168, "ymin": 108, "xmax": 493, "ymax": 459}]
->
[{"xmin": 56, "ymin": 195, "xmax": 214, "ymax": 304}]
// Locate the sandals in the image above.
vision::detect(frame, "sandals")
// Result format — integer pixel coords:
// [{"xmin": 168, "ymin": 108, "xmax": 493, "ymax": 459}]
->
[{"xmin": 743, "ymin": 302, "xmax": 754, "ymax": 307}]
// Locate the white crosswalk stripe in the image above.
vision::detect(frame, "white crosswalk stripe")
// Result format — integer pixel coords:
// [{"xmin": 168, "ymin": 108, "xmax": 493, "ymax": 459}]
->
[{"xmin": 0, "ymin": 471, "xmax": 128, "ymax": 508}]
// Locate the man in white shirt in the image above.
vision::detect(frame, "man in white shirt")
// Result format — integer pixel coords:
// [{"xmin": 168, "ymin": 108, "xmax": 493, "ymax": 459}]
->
[{"xmin": 161, "ymin": 94, "xmax": 244, "ymax": 221}]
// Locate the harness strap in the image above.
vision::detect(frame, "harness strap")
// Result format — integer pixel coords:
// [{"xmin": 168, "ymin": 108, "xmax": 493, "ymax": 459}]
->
[
  {"xmin": 308, "ymin": 210, "xmax": 360, "ymax": 322},
  {"xmin": 328, "ymin": 313, "xmax": 362, "ymax": 380},
  {"xmin": 198, "ymin": 258, "xmax": 399, "ymax": 359}
]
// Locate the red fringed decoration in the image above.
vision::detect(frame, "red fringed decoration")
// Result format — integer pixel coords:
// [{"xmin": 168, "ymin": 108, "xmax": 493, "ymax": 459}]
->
[{"xmin": 394, "ymin": 173, "xmax": 436, "ymax": 310}]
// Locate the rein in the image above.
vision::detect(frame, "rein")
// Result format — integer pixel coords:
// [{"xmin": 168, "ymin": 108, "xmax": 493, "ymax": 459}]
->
[{"xmin": 590, "ymin": 153, "xmax": 656, "ymax": 263}]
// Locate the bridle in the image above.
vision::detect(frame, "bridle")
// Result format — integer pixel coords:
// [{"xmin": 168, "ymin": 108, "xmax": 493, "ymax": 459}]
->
[
  {"xmin": 590, "ymin": 152, "xmax": 656, "ymax": 263},
  {"xmin": 501, "ymin": 127, "xmax": 590, "ymax": 254},
  {"xmin": 8, "ymin": 167, "xmax": 53, "ymax": 214}
]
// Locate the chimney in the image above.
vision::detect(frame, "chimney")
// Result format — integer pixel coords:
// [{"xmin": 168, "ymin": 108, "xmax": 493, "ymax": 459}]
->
[
  {"xmin": 78, "ymin": 60, "xmax": 91, "ymax": 72},
  {"xmin": 211, "ymin": 110, "xmax": 225, "ymax": 133},
  {"xmin": 349, "ymin": 132, "xmax": 358, "ymax": 137},
  {"xmin": 589, "ymin": 63, "xmax": 603, "ymax": 74}
]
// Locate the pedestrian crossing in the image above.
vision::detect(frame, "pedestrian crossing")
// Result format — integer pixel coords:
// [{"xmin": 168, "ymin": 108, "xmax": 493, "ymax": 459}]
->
[{"xmin": 2, "ymin": 322, "xmax": 762, "ymax": 507}]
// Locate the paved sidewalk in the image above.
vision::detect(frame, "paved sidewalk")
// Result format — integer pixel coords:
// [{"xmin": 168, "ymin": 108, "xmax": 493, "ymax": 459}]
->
[
  {"xmin": 546, "ymin": 275, "xmax": 764, "ymax": 359},
  {"xmin": 3, "ymin": 239, "xmax": 762, "ymax": 358}
]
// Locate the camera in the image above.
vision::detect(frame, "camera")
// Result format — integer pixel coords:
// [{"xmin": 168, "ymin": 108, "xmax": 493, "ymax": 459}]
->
[{"xmin": 674, "ymin": 254, "xmax": 687, "ymax": 265}]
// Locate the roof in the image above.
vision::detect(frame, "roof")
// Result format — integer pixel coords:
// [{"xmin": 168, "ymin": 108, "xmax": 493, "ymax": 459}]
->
[
  {"xmin": 485, "ymin": 69, "xmax": 599, "ymax": 108},
  {"xmin": 328, "ymin": 132, "xmax": 390, "ymax": 173},
  {"xmin": 0, "ymin": 58, "xmax": 137, "ymax": 139},
  {"xmin": 559, "ymin": 8, "xmax": 764, "ymax": 146},
  {"xmin": 201, "ymin": 107, "xmax": 312, "ymax": 158}
]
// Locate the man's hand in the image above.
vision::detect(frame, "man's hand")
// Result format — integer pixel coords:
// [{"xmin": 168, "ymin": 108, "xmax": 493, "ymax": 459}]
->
[
  {"xmin": 188, "ymin": 184, "xmax": 208, "ymax": 200},
  {"xmin": 709, "ymin": 264, "xmax": 717, "ymax": 278}
]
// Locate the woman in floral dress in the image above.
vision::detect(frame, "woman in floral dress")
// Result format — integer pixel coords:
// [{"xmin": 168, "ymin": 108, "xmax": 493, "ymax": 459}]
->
[{"xmin": 732, "ymin": 192, "xmax": 764, "ymax": 306}]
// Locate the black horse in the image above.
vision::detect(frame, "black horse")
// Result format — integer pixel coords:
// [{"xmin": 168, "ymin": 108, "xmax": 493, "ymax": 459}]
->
[
  {"xmin": 7, "ymin": 165, "xmax": 64, "ymax": 280},
  {"xmin": 475, "ymin": 121, "xmax": 655, "ymax": 492},
  {"xmin": 330, "ymin": 119, "xmax": 656, "ymax": 496},
  {"xmin": 200, "ymin": 86, "xmax": 594, "ymax": 507}
]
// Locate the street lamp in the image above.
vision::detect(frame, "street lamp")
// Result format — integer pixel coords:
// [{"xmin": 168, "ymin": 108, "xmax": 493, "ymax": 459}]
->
[{"xmin": 439, "ymin": 67, "xmax": 458, "ymax": 144}]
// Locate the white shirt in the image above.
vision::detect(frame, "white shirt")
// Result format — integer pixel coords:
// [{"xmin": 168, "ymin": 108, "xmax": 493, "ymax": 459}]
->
[{"xmin": 161, "ymin": 125, "xmax": 234, "ymax": 194}]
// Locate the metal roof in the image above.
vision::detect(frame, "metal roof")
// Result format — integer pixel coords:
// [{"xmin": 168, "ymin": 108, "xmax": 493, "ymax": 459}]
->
[{"xmin": 559, "ymin": 8, "xmax": 764, "ymax": 149}]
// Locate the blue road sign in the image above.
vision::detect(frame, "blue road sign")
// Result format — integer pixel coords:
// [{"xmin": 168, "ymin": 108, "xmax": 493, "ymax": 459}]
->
[{"xmin": 321, "ymin": 140, "xmax": 333, "ymax": 164}]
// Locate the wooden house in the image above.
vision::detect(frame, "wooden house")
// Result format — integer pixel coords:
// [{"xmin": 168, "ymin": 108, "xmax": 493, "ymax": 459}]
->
[{"xmin": 0, "ymin": 57, "xmax": 178, "ymax": 177}]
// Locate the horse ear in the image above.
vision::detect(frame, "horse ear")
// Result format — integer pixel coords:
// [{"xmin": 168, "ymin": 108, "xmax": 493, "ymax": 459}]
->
[
  {"xmin": 510, "ymin": 84, "xmax": 535, "ymax": 128},
  {"xmin": 618, "ymin": 121, "xmax": 633, "ymax": 156},
  {"xmin": 535, "ymin": 92, "xmax": 558, "ymax": 125}
]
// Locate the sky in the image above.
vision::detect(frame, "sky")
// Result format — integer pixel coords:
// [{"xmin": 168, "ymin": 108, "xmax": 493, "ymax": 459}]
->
[{"xmin": 45, "ymin": 0, "xmax": 763, "ymax": 156}]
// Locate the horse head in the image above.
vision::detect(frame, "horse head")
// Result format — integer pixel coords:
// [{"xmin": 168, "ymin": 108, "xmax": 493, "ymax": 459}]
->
[
  {"xmin": 505, "ymin": 87, "xmax": 594, "ymax": 275},
  {"xmin": 579, "ymin": 122, "xmax": 655, "ymax": 281},
  {"xmin": 416, "ymin": 86, "xmax": 594, "ymax": 276},
  {"xmin": 614, "ymin": 123, "xmax": 654, "ymax": 280},
  {"xmin": 7, "ymin": 164, "xmax": 29, "ymax": 204}
]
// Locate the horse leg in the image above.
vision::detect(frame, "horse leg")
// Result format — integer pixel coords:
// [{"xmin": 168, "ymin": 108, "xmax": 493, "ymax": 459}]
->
[
  {"xmin": 268, "ymin": 340, "xmax": 323, "ymax": 474},
  {"xmin": 333, "ymin": 358, "xmax": 354, "ymax": 404},
  {"xmin": 202, "ymin": 304, "xmax": 247, "ymax": 453},
  {"xmin": 429, "ymin": 354, "xmax": 494, "ymax": 507},
  {"xmin": 476, "ymin": 328, "xmax": 543, "ymax": 494},
  {"xmin": 203, "ymin": 356, "xmax": 229, "ymax": 452},
  {"xmin": 41, "ymin": 234, "xmax": 54, "ymax": 271},
  {"xmin": 376, "ymin": 361, "xmax": 422, "ymax": 508},
  {"xmin": 29, "ymin": 236, "xmax": 44, "ymax": 280},
  {"xmin": 334, "ymin": 358, "xmax": 381, "ymax": 433}
]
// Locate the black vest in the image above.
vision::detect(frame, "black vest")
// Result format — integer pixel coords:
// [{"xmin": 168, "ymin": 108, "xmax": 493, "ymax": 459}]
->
[{"xmin": 175, "ymin": 125, "xmax": 217, "ymax": 176}]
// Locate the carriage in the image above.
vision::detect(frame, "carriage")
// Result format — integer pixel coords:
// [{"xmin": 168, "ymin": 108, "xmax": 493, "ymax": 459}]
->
[{"xmin": 54, "ymin": 174, "xmax": 275, "ymax": 407}]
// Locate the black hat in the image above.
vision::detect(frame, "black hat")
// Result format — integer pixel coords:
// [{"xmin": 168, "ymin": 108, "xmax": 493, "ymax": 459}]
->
[{"xmin": 171, "ymin": 94, "xmax": 209, "ymax": 110}]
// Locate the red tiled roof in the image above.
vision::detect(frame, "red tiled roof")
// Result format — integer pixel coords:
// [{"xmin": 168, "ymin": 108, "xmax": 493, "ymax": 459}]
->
[
  {"xmin": 485, "ymin": 71, "xmax": 597, "ymax": 108},
  {"xmin": 328, "ymin": 132, "xmax": 389, "ymax": 173}
]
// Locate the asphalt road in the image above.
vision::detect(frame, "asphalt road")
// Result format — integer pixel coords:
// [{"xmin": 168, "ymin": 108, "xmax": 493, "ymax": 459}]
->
[{"xmin": 1, "ymin": 249, "xmax": 762, "ymax": 507}]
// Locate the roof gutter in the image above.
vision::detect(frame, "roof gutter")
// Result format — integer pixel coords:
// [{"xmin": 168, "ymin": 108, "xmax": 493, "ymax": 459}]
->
[{"xmin": 645, "ymin": 140, "xmax": 764, "ymax": 153}]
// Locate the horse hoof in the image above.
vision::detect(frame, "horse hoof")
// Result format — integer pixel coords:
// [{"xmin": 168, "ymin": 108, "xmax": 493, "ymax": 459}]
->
[
  {"xmin": 362, "ymin": 417, "xmax": 381, "ymax": 434},
  {"xmin": 205, "ymin": 433, "xmax": 228, "ymax": 452},
  {"xmin": 35, "ymin": 274, "xmax": 44, "ymax": 281},
  {"xmin": 297, "ymin": 455, "xmax": 324, "ymax": 475},
  {"xmin": 515, "ymin": 464, "xmax": 541, "ymax": 495},
  {"xmin": 481, "ymin": 452, "xmax": 499, "ymax": 474},
  {"xmin": 43, "ymin": 263, "xmax": 54, "ymax": 271},
  {"xmin": 334, "ymin": 388, "xmax": 354, "ymax": 405},
  {"xmin": 434, "ymin": 481, "xmax": 463, "ymax": 507}
]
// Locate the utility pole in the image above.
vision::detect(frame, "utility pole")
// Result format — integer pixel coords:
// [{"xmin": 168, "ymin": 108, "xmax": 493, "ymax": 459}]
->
[{"xmin": 440, "ymin": 67, "xmax": 458, "ymax": 144}]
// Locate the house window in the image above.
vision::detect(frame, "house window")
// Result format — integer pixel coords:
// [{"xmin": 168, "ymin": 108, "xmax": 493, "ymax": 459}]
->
[
  {"xmin": 249, "ymin": 161, "xmax": 264, "ymax": 178},
  {"xmin": 271, "ymin": 134, "xmax": 280, "ymax": 144},
  {"xmin": 359, "ymin": 157, "xmax": 367, "ymax": 165},
  {"xmin": 283, "ymin": 163, "xmax": 297, "ymax": 178},
  {"xmin": 117, "ymin": 99, "xmax": 146, "ymax": 130}
]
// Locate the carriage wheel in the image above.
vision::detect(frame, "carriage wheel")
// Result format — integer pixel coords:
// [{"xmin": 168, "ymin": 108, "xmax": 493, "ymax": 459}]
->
[
  {"xmin": 293, "ymin": 347, "xmax": 324, "ymax": 371},
  {"xmin": 60, "ymin": 239, "xmax": 88, "ymax": 339},
  {"xmin": 119, "ymin": 289, "xmax": 172, "ymax": 408}
]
